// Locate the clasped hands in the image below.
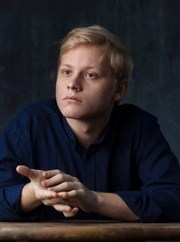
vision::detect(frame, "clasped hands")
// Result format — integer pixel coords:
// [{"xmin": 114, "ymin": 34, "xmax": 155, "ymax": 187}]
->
[{"xmin": 16, "ymin": 165, "xmax": 96, "ymax": 217}]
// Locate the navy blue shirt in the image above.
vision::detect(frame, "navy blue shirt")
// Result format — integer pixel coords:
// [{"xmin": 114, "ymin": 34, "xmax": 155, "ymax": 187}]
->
[{"xmin": 0, "ymin": 99, "xmax": 180, "ymax": 222}]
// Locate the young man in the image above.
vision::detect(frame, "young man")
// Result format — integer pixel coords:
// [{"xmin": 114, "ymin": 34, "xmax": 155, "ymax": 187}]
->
[{"xmin": 0, "ymin": 26, "xmax": 180, "ymax": 222}]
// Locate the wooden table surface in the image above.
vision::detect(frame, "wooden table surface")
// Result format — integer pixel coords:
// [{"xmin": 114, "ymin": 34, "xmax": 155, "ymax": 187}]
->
[{"xmin": 0, "ymin": 220, "xmax": 180, "ymax": 241}]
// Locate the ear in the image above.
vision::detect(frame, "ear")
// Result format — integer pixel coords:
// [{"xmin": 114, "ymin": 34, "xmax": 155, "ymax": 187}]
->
[{"xmin": 114, "ymin": 80, "xmax": 128, "ymax": 102}]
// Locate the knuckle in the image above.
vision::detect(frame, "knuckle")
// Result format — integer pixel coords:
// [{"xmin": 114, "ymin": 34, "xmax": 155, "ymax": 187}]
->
[
  {"xmin": 73, "ymin": 176, "xmax": 79, "ymax": 181},
  {"xmin": 72, "ymin": 190, "xmax": 78, "ymax": 196},
  {"xmin": 79, "ymin": 188, "xmax": 84, "ymax": 195},
  {"xmin": 57, "ymin": 173, "xmax": 63, "ymax": 180},
  {"xmin": 64, "ymin": 182, "xmax": 70, "ymax": 190}
]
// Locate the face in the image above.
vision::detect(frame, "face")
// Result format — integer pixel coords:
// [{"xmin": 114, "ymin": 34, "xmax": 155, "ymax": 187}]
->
[{"xmin": 56, "ymin": 45, "xmax": 124, "ymax": 123}]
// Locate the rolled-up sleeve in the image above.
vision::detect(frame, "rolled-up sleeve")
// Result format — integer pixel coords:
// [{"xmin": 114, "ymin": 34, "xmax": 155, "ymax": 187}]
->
[
  {"xmin": 116, "ymin": 114, "xmax": 180, "ymax": 222},
  {"xmin": 0, "ymin": 125, "xmax": 42, "ymax": 221}
]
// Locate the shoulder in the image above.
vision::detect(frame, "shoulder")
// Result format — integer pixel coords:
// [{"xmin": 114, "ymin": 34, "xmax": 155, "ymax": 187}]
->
[
  {"xmin": 20, "ymin": 98, "xmax": 59, "ymax": 118},
  {"xmin": 110, "ymin": 104, "xmax": 163, "ymax": 152},
  {"xmin": 111, "ymin": 103, "xmax": 158, "ymax": 131},
  {"xmin": 114, "ymin": 103, "xmax": 157, "ymax": 122},
  {"xmin": 5, "ymin": 98, "xmax": 62, "ymax": 131}
]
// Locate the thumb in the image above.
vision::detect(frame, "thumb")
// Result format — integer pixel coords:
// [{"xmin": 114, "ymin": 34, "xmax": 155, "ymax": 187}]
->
[{"xmin": 16, "ymin": 165, "xmax": 40, "ymax": 180}]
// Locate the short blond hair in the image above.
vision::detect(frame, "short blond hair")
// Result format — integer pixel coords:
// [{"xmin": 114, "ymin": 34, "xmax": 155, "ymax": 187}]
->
[{"xmin": 59, "ymin": 25, "xmax": 133, "ymax": 82}]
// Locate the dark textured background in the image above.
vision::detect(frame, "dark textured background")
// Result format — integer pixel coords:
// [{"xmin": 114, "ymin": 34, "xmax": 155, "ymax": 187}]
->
[{"xmin": 0, "ymin": 0, "xmax": 179, "ymax": 163}]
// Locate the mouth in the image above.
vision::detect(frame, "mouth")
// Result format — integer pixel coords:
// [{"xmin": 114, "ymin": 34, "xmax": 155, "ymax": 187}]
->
[{"xmin": 63, "ymin": 96, "xmax": 82, "ymax": 103}]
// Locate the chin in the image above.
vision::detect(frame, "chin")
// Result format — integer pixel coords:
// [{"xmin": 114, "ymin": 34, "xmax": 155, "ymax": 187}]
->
[
  {"xmin": 59, "ymin": 105, "xmax": 96, "ymax": 120},
  {"xmin": 61, "ymin": 110, "xmax": 83, "ymax": 119}
]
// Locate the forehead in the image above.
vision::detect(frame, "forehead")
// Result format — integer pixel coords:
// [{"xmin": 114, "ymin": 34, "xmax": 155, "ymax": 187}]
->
[{"xmin": 60, "ymin": 45, "xmax": 106, "ymax": 67}]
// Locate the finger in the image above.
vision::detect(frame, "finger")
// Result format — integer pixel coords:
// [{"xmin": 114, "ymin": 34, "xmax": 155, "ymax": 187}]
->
[
  {"xmin": 36, "ymin": 189, "xmax": 58, "ymax": 201},
  {"xmin": 16, "ymin": 165, "xmax": 39, "ymax": 180},
  {"xmin": 42, "ymin": 197, "xmax": 63, "ymax": 206},
  {"xmin": 65, "ymin": 190, "xmax": 78, "ymax": 198},
  {"xmin": 53, "ymin": 203, "xmax": 73, "ymax": 213},
  {"xmin": 57, "ymin": 190, "xmax": 78, "ymax": 200},
  {"xmin": 53, "ymin": 203, "xmax": 79, "ymax": 217},
  {"xmin": 57, "ymin": 192, "xmax": 69, "ymax": 199},
  {"xmin": 44, "ymin": 197, "xmax": 72, "ymax": 206},
  {"xmin": 63, "ymin": 207, "xmax": 79, "ymax": 217},
  {"xmin": 48, "ymin": 181, "xmax": 80, "ymax": 193},
  {"xmin": 42, "ymin": 173, "xmax": 73, "ymax": 187},
  {"xmin": 42, "ymin": 169, "xmax": 64, "ymax": 179}
]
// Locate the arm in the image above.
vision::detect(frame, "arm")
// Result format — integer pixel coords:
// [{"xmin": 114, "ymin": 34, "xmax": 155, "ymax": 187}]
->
[
  {"xmin": 0, "ymin": 128, "xmax": 27, "ymax": 221},
  {"xmin": 0, "ymin": 126, "xmax": 65, "ymax": 220},
  {"xmin": 16, "ymin": 166, "xmax": 56, "ymax": 213},
  {"xmin": 47, "ymin": 113, "xmax": 180, "ymax": 222},
  {"xmin": 116, "ymin": 112, "xmax": 180, "ymax": 222},
  {"xmin": 16, "ymin": 166, "xmax": 79, "ymax": 216},
  {"xmin": 41, "ymin": 169, "xmax": 140, "ymax": 221},
  {"xmin": 90, "ymin": 192, "xmax": 140, "ymax": 221}
]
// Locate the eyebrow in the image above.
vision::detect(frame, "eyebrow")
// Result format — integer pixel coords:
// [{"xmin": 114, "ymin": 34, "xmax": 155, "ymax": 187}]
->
[{"xmin": 60, "ymin": 64, "xmax": 97, "ymax": 70}]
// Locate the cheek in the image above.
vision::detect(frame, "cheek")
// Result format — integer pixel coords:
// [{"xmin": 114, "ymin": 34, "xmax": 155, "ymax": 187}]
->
[
  {"xmin": 56, "ymin": 80, "xmax": 64, "ymax": 95},
  {"xmin": 88, "ymin": 88, "xmax": 115, "ymax": 109},
  {"xmin": 99, "ymin": 85, "xmax": 116, "ymax": 101},
  {"xmin": 55, "ymin": 83, "xmax": 59, "ymax": 98},
  {"xmin": 56, "ymin": 78, "xmax": 61, "ymax": 89},
  {"xmin": 55, "ymin": 83, "xmax": 63, "ymax": 108}
]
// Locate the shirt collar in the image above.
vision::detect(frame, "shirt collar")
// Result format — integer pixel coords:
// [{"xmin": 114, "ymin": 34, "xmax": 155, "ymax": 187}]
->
[
  {"xmin": 62, "ymin": 115, "xmax": 113, "ymax": 148},
  {"xmin": 62, "ymin": 116, "xmax": 76, "ymax": 145}
]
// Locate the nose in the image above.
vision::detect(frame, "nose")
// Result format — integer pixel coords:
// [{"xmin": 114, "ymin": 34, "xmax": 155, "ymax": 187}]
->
[{"xmin": 67, "ymin": 75, "xmax": 82, "ymax": 91}]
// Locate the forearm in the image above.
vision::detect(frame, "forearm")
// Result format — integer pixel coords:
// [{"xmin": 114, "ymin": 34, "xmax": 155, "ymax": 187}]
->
[
  {"xmin": 20, "ymin": 183, "xmax": 42, "ymax": 213},
  {"xmin": 92, "ymin": 192, "xmax": 140, "ymax": 221}
]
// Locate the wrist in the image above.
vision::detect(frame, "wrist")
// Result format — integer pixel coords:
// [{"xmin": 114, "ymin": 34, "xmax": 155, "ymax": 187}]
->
[
  {"xmin": 89, "ymin": 191, "xmax": 101, "ymax": 213},
  {"xmin": 21, "ymin": 182, "xmax": 42, "ymax": 213}
]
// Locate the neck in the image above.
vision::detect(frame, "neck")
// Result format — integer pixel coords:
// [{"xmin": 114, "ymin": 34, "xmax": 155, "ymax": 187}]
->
[{"xmin": 66, "ymin": 116, "xmax": 110, "ymax": 149}]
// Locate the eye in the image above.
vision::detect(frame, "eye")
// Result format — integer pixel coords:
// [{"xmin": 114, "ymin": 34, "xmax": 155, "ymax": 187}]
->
[
  {"xmin": 85, "ymin": 72, "xmax": 98, "ymax": 80},
  {"xmin": 62, "ymin": 69, "xmax": 71, "ymax": 76}
]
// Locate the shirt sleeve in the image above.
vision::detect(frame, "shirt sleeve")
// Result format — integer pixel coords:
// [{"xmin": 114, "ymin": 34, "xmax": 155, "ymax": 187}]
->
[
  {"xmin": 116, "ymin": 114, "xmax": 180, "ymax": 222},
  {"xmin": 0, "ymin": 123, "xmax": 43, "ymax": 221}
]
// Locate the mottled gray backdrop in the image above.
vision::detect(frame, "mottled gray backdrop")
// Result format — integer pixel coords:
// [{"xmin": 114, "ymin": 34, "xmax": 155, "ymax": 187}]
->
[{"xmin": 0, "ymin": 0, "xmax": 180, "ymax": 163}]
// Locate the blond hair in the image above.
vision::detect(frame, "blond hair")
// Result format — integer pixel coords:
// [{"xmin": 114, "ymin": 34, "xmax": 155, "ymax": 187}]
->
[{"xmin": 59, "ymin": 25, "xmax": 133, "ymax": 82}]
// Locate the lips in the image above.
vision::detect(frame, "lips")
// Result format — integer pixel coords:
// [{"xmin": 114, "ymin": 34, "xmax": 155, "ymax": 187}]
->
[{"xmin": 63, "ymin": 96, "xmax": 82, "ymax": 103}]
